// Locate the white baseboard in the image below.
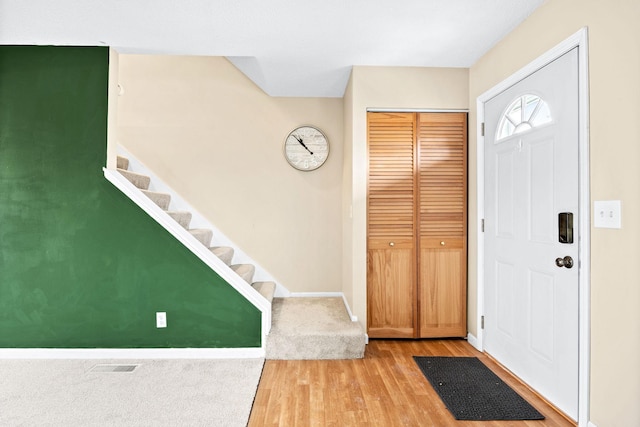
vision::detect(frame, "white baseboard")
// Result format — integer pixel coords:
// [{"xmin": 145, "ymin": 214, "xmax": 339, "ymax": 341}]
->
[
  {"xmin": 0, "ymin": 347, "xmax": 265, "ymax": 360},
  {"xmin": 288, "ymin": 292, "xmax": 359, "ymax": 322},
  {"xmin": 466, "ymin": 333, "xmax": 481, "ymax": 351},
  {"xmin": 288, "ymin": 292, "xmax": 344, "ymax": 297},
  {"xmin": 341, "ymin": 294, "xmax": 358, "ymax": 322},
  {"xmin": 587, "ymin": 422, "xmax": 597, "ymax": 427}
]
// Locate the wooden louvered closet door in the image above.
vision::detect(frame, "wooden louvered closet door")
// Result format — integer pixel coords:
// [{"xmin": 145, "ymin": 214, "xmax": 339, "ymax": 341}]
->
[
  {"xmin": 367, "ymin": 112, "xmax": 417, "ymax": 338},
  {"xmin": 417, "ymin": 112, "xmax": 467, "ymax": 338},
  {"xmin": 367, "ymin": 112, "xmax": 467, "ymax": 339}
]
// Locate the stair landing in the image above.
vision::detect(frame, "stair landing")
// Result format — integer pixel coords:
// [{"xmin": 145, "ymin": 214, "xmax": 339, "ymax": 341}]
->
[{"xmin": 266, "ymin": 297, "xmax": 365, "ymax": 360}]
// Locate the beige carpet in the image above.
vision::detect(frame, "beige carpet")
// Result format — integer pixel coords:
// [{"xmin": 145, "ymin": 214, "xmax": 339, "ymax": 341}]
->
[
  {"xmin": 0, "ymin": 358, "xmax": 263, "ymax": 426},
  {"xmin": 266, "ymin": 297, "xmax": 366, "ymax": 360}
]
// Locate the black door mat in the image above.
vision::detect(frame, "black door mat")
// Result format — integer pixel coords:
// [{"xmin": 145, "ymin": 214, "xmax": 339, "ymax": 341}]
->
[{"xmin": 414, "ymin": 356, "xmax": 545, "ymax": 421}]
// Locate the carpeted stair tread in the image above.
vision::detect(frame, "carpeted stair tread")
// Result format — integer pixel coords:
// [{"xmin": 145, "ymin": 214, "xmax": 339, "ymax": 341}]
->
[
  {"xmin": 266, "ymin": 297, "xmax": 365, "ymax": 360},
  {"xmin": 141, "ymin": 190, "xmax": 171, "ymax": 210},
  {"xmin": 230, "ymin": 264, "xmax": 255, "ymax": 284},
  {"xmin": 167, "ymin": 211, "xmax": 192, "ymax": 229},
  {"xmin": 189, "ymin": 228, "xmax": 213, "ymax": 247},
  {"xmin": 251, "ymin": 281, "xmax": 276, "ymax": 304},
  {"xmin": 117, "ymin": 156, "xmax": 129, "ymax": 170},
  {"xmin": 117, "ymin": 168, "xmax": 151, "ymax": 190},
  {"xmin": 210, "ymin": 246, "xmax": 234, "ymax": 265}
]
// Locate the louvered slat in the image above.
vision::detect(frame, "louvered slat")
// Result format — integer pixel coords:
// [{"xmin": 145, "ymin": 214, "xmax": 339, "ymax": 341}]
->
[
  {"xmin": 418, "ymin": 113, "xmax": 467, "ymax": 240},
  {"xmin": 367, "ymin": 112, "xmax": 416, "ymax": 338},
  {"xmin": 368, "ymin": 112, "xmax": 416, "ymax": 241},
  {"xmin": 418, "ymin": 112, "xmax": 468, "ymax": 338}
]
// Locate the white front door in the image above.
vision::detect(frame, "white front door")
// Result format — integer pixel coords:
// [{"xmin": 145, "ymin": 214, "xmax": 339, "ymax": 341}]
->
[{"xmin": 484, "ymin": 47, "xmax": 579, "ymax": 420}]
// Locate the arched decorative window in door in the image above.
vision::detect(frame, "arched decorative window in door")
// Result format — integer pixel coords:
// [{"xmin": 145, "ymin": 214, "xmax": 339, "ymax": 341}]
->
[{"xmin": 497, "ymin": 94, "xmax": 552, "ymax": 141}]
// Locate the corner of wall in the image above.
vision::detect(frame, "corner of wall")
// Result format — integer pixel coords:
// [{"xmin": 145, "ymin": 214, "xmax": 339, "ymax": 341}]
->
[
  {"xmin": 342, "ymin": 73, "xmax": 355, "ymax": 315},
  {"xmin": 106, "ymin": 48, "xmax": 119, "ymax": 170}
]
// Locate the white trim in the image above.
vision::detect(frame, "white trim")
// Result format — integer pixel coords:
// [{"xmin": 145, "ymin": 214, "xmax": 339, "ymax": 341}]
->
[
  {"xmin": 288, "ymin": 292, "xmax": 359, "ymax": 322},
  {"xmin": 0, "ymin": 347, "xmax": 264, "ymax": 360},
  {"xmin": 576, "ymin": 28, "xmax": 592, "ymax": 427},
  {"xmin": 466, "ymin": 333, "xmax": 481, "ymax": 351},
  {"xmin": 476, "ymin": 95, "xmax": 486, "ymax": 353},
  {"xmin": 476, "ymin": 27, "xmax": 590, "ymax": 427},
  {"xmin": 587, "ymin": 422, "xmax": 598, "ymax": 427},
  {"xmin": 103, "ymin": 168, "xmax": 272, "ymax": 342},
  {"xmin": 342, "ymin": 294, "xmax": 358, "ymax": 322},
  {"xmin": 289, "ymin": 292, "xmax": 344, "ymax": 297},
  {"xmin": 477, "ymin": 30, "xmax": 589, "ymax": 101}
]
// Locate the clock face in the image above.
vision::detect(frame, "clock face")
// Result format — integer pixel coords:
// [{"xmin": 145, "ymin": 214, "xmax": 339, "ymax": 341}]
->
[{"xmin": 284, "ymin": 126, "xmax": 329, "ymax": 171}]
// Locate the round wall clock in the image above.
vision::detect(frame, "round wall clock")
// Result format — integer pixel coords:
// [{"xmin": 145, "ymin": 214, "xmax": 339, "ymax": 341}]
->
[{"xmin": 283, "ymin": 126, "xmax": 329, "ymax": 171}]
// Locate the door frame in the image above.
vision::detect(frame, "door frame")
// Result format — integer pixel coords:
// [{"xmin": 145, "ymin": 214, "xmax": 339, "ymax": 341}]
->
[{"xmin": 475, "ymin": 28, "xmax": 590, "ymax": 426}]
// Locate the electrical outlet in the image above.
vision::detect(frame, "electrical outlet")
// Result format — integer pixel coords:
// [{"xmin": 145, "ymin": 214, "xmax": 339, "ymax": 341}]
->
[
  {"xmin": 156, "ymin": 312, "xmax": 167, "ymax": 328},
  {"xmin": 594, "ymin": 200, "xmax": 622, "ymax": 229}
]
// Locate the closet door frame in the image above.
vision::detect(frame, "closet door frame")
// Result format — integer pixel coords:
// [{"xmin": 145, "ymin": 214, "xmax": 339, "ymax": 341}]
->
[{"xmin": 366, "ymin": 109, "xmax": 469, "ymax": 339}]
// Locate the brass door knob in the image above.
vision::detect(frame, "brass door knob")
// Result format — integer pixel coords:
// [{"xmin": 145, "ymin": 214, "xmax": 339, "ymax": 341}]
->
[{"xmin": 389, "ymin": 242, "xmax": 395, "ymax": 247}]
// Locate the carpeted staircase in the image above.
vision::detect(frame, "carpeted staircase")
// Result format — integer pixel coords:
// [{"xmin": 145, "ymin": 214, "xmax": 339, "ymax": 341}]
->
[
  {"xmin": 117, "ymin": 156, "xmax": 276, "ymax": 305},
  {"xmin": 116, "ymin": 155, "xmax": 365, "ymax": 360}
]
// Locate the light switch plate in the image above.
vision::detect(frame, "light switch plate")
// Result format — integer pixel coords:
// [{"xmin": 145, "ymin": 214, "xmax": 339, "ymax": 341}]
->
[{"xmin": 593, "ymin": 200, "xmax": 621, "ymax": 229}]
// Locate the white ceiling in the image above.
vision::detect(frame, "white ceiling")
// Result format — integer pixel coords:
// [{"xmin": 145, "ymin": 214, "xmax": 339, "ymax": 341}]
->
[{"xmin": 0, "ymin": 0, "xmax": 545, "ymax": 97}]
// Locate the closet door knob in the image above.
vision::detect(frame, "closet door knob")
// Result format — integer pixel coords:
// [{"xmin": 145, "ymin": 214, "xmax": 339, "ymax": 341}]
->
[
  {"xmin": 389, "ymin": 242, "xmax": 395, "ymax": 247},
  {"xmin": 440, "ymin": 241, "xmax": 445, "ymax": 246}
]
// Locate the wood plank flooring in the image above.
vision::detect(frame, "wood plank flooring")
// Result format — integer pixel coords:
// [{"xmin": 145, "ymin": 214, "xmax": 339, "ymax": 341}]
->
[{"xmin": 248, "ymin": 339, "xmax": 576, "ymax": 427}]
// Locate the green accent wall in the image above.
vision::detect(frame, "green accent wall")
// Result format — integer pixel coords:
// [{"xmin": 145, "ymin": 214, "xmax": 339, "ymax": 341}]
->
[{"xmin": 0, "ymin": 46, "xmax": 261, "ymax": 348}]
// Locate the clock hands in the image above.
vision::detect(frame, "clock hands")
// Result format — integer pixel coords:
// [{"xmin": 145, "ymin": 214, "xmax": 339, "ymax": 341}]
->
[
  {"xmin": 284, "ymin": 126, "xmax": 328, "ymax": 171},
  {"xmin": 292, "ymin": 134, "xmax": 314, "ymax": 155}
]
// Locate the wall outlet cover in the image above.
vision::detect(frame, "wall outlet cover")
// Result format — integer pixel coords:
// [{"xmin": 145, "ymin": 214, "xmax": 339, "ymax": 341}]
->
[{"xmin": 156, "ymin": 312, "xmax": 167, "ymax": 328}]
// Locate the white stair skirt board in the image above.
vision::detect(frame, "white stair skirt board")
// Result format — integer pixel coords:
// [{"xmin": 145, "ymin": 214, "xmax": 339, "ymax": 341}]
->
[
  {"xmin": 116, "ymin": 145, "xmax": 289, "ymax": 298},
  {"xmin": 102, "ymin": 168, "xmax": 271, "ymax": 341},
  {"xmin": 0, "ymin": 348, "xmax": 265, "ymax": 359}
]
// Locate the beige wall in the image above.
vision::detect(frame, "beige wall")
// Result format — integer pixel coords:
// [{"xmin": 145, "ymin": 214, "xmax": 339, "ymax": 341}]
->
[
  {"xmin": 117, "ymin": 55, "xmax": 344, "ymax": 294},
  {"xmin": 343, "ymin": 66, "xmax": 469, "ymax": 327},
  {"xmin": 469, "ymin": 0, "xmax": 640, "ymax": 425}
]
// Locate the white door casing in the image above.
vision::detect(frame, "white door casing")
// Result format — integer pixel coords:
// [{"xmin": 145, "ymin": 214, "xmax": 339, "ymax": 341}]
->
[
  {"xmin": 476, "ymin": 28, "xmax": 590, "ymax": 427},
  {"xmin": 484, "ymin": 47, "xmax": 579, "ymax": 419}
]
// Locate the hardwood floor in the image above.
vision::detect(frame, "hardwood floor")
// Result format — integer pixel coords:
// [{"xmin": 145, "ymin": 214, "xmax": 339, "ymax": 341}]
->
[{"xmin": 248, "ymin": 339, "xmax": 576, "ymax": 427}]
